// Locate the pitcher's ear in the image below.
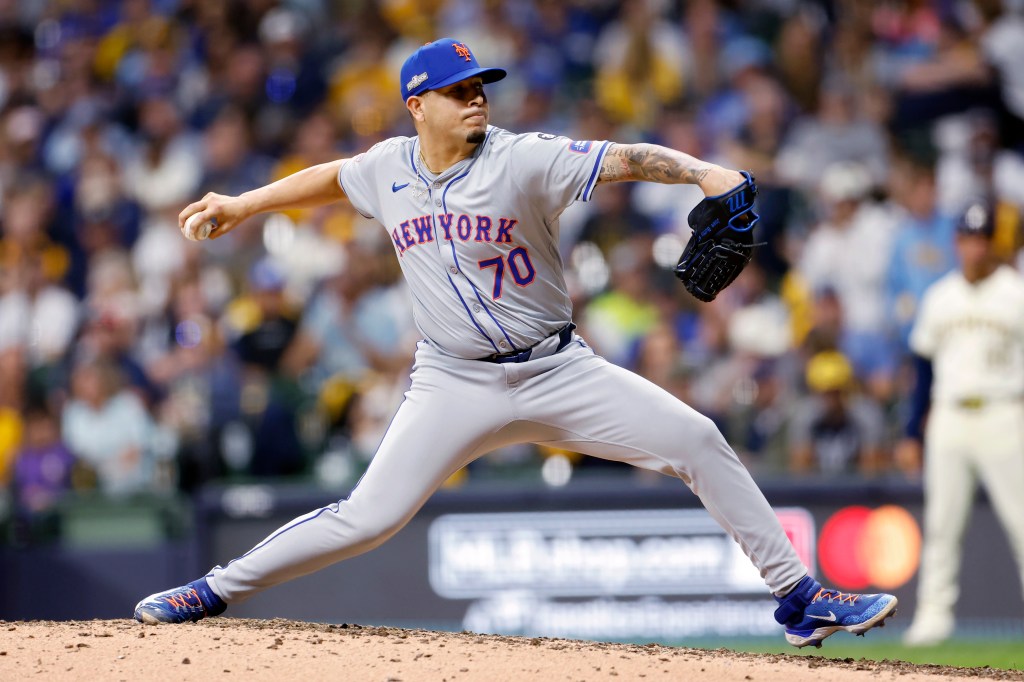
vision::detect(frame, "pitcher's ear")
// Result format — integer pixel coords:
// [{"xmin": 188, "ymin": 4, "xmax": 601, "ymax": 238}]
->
[{"xmin": 406, "ymin": 94, "xmax": 426, "ymax": 122}]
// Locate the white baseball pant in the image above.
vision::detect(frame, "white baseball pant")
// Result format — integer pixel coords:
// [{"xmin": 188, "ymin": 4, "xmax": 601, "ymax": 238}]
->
[{"xmin": 914, "ymin": 402, "xmax": 1024, "ymax": 622}]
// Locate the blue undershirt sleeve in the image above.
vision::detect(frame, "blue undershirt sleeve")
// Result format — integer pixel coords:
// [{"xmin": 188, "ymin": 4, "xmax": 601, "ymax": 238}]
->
[{"xmin": 905, "ymin": 353, "xmax": 933, "ymax": 442}]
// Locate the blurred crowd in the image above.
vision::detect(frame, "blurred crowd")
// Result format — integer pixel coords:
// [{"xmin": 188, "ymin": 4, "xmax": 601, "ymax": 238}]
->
[{"xmin": 1, "ymin": 0, "xmax": 1023, "ymax": 534}]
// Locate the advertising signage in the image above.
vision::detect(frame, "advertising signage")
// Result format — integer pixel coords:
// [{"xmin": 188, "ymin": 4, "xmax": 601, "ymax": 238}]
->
[
  {"xmin": 427, "ymin": 508, "xmax": 815, "ymax": 638},
  {"xmin": 207, "ymin": 483, "xmax": 1020, "ymax": 641},
  {"xmin": 429, "ymin": 509, "xmax": 815, "ymax": 597}
]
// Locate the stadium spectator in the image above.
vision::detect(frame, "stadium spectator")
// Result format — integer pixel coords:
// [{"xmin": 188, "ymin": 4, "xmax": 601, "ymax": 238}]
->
[
  {"xmin": 123, "ymin": 94, "xmax": 202, "ymax": 215},
  {"xmin": 12, "ymin": 404, "xmax": 75, "ymax": 516},
  {"xmin": 61, "ymin": 355, "xmax": 170, "ymax": 497},
  {"xmin": 200, "ymin": 106, "xmax": 274, "ymax": 200},
  {"xmin": 885, "ymin": 158, "xmax": 958, "ymax": 347},
  {"xmin": 0, "ymin": 251, "xmax": 79, "ymax": 372},
  {"xmin": 577, "ymin": 182, "xmax": 655, "ymax": 255},
  {"xmin": 788, "ymin": 350, "xmax": 887, "ymax": 477},
  {"xmin": 697, "ymin": 35, "xmax": 777, "ymax": 150},
  {"xmin": 71, "ymin": 153, "xmax": 142, "ymax": 257},
  {"xmin": 0, "ymin": 347, "xmax": 24, "ymax": 486},
  {"xmin": 630, "ymin": 110, "xmax": 707, "ymax": 234},
  {"xmin": 775, "ymin": 78, "xmax": 889, "ymax": 193},
  {"xmin": 0, "ymin": 0, "xmax": 1019, "ymax": 504},
  {"xmin": 281, "ymin": 241, "xmax": 412, "ymax": 386},
  {"xmin": 230, "ymin": 257, "xmax": 300, "ymax": 373},
  {"xmin": 582, "ymin": 238, "xmax": 660, "ymax": 367},
  {"xmin": 592, "ymin": 0, "xmax": 689, "ymax": 132},
  {"xmin": 798, "ymin": 161, "xmax": 900, "ymax": 397}
]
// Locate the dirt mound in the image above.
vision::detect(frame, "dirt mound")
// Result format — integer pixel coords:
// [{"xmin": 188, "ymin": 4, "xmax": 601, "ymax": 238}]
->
[{"xmin": 0, "ymin": 619, "xmax": 1020, "ymax": 681}]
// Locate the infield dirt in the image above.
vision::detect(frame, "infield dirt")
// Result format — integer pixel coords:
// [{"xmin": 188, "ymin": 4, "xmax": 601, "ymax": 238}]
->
[{"xmin": 1, "ymin": 618, "xmax": 1021, "ymax": 681}]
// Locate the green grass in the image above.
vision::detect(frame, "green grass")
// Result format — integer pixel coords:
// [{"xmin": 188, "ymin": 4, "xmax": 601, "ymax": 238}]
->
[{"xmin": 712, "ymin": 640, "xmax": 1024, "ymax": 671}]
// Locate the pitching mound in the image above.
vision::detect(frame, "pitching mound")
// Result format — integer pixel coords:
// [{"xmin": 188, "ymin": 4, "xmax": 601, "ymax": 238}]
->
[{"xmin": 1, "ymin": 619, "xmax": 1021, "ymax": 681}]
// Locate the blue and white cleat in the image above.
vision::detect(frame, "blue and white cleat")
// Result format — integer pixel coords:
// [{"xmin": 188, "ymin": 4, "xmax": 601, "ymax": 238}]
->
[
  {"xmin": 133, "ymin": 577, "xmax": 227, "ymax": 624},
  {"xmin": 774, "ymin": 576, "xmax": 897, "ymax": 648}
]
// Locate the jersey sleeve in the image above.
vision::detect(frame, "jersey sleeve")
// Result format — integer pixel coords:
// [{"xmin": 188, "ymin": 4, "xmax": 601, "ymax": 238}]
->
[
  {"xmin": 337, "ymin": 140, "xmax": 398, "ymax": 220},
  {"xmin": 510, "ymin": 133, "xmax": 611, "ymax": 216},
  {"xmin": 908, "ymin": 285, "xmax": 939, "ymax": 358}
]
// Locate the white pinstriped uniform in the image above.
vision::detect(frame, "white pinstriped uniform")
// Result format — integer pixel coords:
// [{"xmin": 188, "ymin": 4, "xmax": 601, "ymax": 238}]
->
[
  {"xmin": 909, "ymin": 265, "xmax": 1024, "ymax": 627},
  {"xmin": 204, "ymin": 127, "xmax": 807, "ymax": 604}
]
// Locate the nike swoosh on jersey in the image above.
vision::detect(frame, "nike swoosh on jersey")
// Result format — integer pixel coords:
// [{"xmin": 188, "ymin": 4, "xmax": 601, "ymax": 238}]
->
[
  {"xmin": 807, "ymin": 611, "xmax": 837, "ymax": 622},
  {"xmin": 392, "ymin": 182, "xmax": 410, "ymax": 192}
]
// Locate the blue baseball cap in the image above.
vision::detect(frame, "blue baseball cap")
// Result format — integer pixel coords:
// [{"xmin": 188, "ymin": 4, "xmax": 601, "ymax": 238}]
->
[{"xmin": 400, "ymin": 38, "xmax": 506, "ymax": 101}]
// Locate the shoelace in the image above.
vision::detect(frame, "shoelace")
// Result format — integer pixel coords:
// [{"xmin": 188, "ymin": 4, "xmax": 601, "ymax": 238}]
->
[
  {"xmin": 812, "ymin": 588, "xmax": 860, "ymax": 605},
  {"xmin": 162, "ymin": 588, "xmax": 206, "ymax": 613}
]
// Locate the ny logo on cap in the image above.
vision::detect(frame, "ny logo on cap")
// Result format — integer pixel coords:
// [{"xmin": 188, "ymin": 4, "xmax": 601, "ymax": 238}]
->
[{"xmin": 453, "ymin": 42, "xmax": 472, "ymax": 62}]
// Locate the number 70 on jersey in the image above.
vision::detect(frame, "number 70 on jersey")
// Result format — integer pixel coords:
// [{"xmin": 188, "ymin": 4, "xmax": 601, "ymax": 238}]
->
[{"xmin": 478, "ymin": 247, "xmax": 536, "ymax": 299}]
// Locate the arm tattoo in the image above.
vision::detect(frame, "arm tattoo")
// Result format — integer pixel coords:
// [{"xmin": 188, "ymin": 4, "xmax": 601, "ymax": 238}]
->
[{"xmin": 599, "ymin": 143, "xmax": 712, "ymax": 185}]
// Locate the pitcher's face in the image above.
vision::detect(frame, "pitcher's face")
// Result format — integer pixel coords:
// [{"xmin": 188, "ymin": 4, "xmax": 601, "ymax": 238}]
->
[{"xmin": 415, "ymin": 77, "xmax": 489, "ymax": 145}]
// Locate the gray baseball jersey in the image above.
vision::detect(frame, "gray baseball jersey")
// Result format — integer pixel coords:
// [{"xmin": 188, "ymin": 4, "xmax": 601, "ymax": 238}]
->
[
  {"xmin": 338, "ymin": 127, "xmax": 607, "ymax": 358},
  {"xmin": 202, "ymin": 127, "xmax": 807, "ymax": 608}
]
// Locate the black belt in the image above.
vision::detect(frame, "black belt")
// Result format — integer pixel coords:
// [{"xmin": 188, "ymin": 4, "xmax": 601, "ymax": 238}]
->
[{"xmin": 480, "ymin": 323, "xmax": 576, "ymax": 364}]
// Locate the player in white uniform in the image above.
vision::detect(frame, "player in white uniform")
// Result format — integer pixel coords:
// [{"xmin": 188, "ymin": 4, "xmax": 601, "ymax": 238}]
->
[
  {"xmin": 900, "ymin": 202, "xmax": 1024, "ymax": 646},
  {"xmin": 134, "ymin": 38, "xmax": 896, "ymax": 648}
]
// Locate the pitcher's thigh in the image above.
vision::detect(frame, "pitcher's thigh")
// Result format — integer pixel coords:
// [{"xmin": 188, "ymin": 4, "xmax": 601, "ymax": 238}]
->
[
  {"xmin": 343, "ymin": 393, "xmax": 507, "ymax": 533},
  {"xmin": 524, "ymin": 355, "xmax": 726, "ymax": 476}
]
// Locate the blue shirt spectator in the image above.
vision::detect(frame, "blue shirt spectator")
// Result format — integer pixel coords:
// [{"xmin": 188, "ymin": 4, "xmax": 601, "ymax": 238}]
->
[
  {"xmin": 886, "ymin": 211, "xmax": 957, "ymax": 348},
  {"xmin": 885, "ymin": 161, "xmax": 959, "ymax": 348}
]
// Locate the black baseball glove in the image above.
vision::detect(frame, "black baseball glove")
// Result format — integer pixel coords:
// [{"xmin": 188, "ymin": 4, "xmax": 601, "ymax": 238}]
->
[{"xmin": 673, "ymin": 171, "xmax": 759, "ymax": 302}]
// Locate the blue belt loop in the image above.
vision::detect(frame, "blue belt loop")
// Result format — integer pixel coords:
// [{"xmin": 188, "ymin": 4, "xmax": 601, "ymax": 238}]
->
[{"xmin": 482, "ymin": 322, "xmax": 576, "ymax": 364}]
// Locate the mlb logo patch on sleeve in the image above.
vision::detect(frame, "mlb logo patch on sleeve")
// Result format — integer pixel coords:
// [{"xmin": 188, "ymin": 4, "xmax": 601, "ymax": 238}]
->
[{"xmin": 568, "ymin": 140, "xmax": 593, "ymax": 153}]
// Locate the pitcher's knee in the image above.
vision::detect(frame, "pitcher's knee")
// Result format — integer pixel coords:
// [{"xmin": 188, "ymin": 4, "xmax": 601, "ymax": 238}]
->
[
  {"xmin": 674, "ymin": 415, "xmax": 735, "ymax": 470},
  {"xmin": 689, "ymin": 414, "xmax": 730, "ymax": 456},
  {"xmin": 371, "ymin": 514, "xmax": 410, "ymax": 545},
  {"xmin": 332, "ymin": 501, "xmax": 412, "ymax": 552}
]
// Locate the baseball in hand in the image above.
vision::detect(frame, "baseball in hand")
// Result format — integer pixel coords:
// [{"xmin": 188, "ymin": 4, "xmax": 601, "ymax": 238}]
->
[{"xmin": 183, "ymin": 213, "xmax": 217, "ymax": 241}]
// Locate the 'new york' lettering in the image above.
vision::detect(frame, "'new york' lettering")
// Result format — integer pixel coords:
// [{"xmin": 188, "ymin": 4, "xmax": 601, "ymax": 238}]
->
[{"xmin": 391, "ymin": 213, "xmax": 517, "ymax": 256}]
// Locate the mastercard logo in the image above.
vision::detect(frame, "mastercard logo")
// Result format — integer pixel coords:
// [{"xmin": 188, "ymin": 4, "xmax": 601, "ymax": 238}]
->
[{"xmin": 818, "ymin": 505, "xmax": 921, "ymax": 590}]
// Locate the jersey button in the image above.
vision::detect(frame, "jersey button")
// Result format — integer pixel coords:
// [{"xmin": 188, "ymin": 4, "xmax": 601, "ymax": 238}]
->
[
  {"xmin": 449, "ymin": 266, "xmax": 458, "ymax": 274},
  {"xmin": 433, "ymin": 182, "xmax": 441, "ymax": 189},
  {"xmin": 473, "ymin": 304, "xmax": 482, "ymax": 313},
  {"xmin": 498, "ymin": 341, "xmax": 508, "ymax": 349},
  {"xmin": 434, "ymin": 199, "xmax": 441, "ymax": 207}
]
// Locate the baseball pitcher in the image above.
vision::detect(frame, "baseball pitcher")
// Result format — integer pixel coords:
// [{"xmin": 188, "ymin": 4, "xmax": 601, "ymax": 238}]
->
[{"xmin": 134, "ymin": 38, "xmax": 896, "ymax": 648}]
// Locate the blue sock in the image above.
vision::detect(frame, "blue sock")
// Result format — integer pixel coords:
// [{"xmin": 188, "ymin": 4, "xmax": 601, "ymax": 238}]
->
[
  {"xmin": 188, "ymin": 577, "xmax": 227, "ymax": 616},
  {"xmin": 773, "ymin": 575, "xmax": 820, "ymax": 625}
]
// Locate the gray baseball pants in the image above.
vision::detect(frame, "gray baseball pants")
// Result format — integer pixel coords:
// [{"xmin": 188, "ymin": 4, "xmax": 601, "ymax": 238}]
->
[{"xmin": 206, "ymin": 337, "xmax": 807, "ymax": 602}]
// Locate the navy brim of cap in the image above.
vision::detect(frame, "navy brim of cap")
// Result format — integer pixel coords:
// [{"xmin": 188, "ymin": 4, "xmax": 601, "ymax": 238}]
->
[{"xmin": 406, "ymin": 66, "xmax": 507, "ymax": 99}]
